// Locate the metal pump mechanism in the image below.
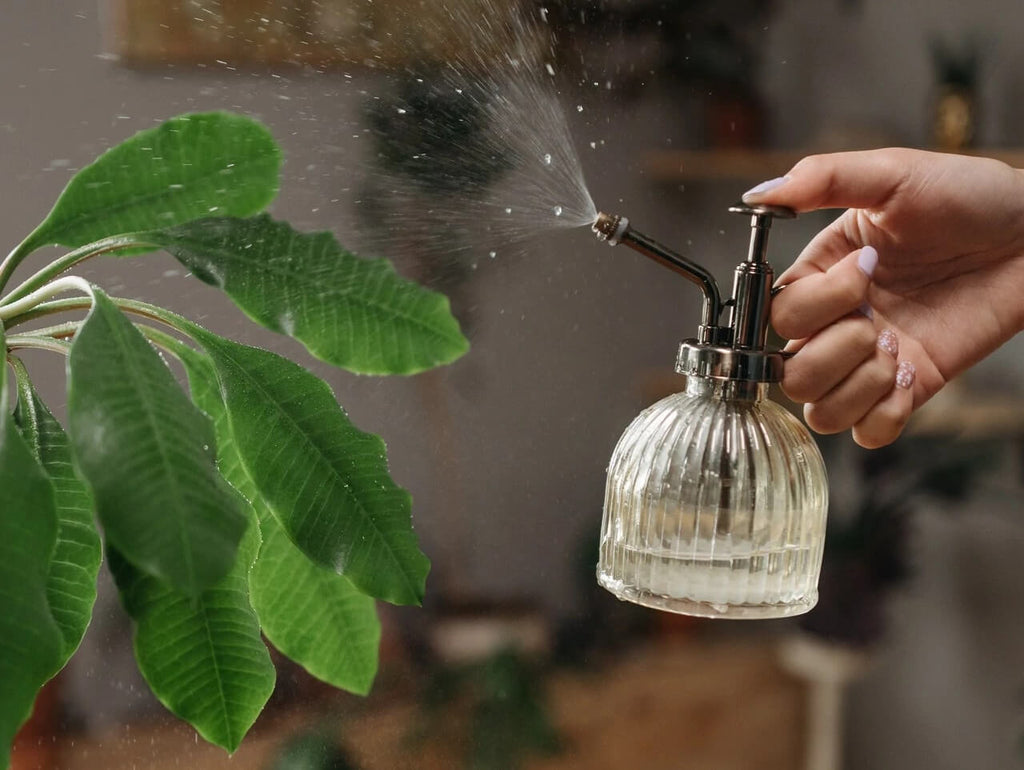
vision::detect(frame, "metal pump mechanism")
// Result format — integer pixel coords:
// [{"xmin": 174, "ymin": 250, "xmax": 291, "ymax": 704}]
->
[{"xmin": 593, "ymin": 203, "xmax": 796, "ymax": 386}]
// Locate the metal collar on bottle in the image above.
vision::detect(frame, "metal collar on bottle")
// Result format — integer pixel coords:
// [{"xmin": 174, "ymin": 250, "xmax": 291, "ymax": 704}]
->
[{"xmin": 676, "ymin": 340, "xmax": 784, "ymax": 383}]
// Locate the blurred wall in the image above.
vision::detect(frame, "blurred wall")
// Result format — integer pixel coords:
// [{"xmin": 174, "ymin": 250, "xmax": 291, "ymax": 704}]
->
[{"xmin": 762, "ymin": 0, "xmax": 1024, "ymax": 150}]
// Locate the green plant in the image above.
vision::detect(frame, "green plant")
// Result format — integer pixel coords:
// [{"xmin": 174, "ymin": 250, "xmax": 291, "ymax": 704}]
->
[
  {"xmin": 799, "ymin": 435, "xmax": 993, "ymax": 646},
  {"xmin": 414, "ymin": 649, "xmax": 561, "ymax": 770},
  {"xmin": 0, "ymin": 111, "xmax": 468, "ymax": 765}
]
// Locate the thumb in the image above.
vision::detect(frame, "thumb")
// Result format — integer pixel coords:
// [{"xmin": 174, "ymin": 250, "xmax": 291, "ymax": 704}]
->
[{"xmin": 742, "ymin": 149, "xmax": 914, "ymax": 212}]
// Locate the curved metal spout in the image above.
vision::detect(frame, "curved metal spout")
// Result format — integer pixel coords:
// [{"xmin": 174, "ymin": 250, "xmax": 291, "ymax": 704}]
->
[{"xmin": 593, "ymin": 212, "xmax": 724, "ymax": 337}]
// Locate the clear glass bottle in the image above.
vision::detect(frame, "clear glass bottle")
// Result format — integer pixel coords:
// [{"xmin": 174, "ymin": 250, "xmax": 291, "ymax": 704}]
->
[{"xmin": 597, "ymin": 376, "xmax": 828, "ymax": 619}]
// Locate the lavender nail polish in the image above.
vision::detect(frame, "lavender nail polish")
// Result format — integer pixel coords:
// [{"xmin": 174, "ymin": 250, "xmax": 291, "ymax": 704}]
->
[
  {"xmin": 877, "ymin": 329, "xmax": 898, "ymax": 357},
  {"xmin": 857, "ymin": 245, "xmax": 878, "ymax": 277},
  {"xmin": 896, "ymin": 361, "xmax": 915, "ymax": 389},
  {"xmin": 742, "ymin": 176, "xmax": 790, "ymax": 200}
]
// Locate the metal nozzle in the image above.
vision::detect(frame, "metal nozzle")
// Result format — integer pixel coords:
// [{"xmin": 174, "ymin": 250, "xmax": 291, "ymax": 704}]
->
[{"xmin": 592, "ymin": 212, "xmax": 629, "ymax": 245}]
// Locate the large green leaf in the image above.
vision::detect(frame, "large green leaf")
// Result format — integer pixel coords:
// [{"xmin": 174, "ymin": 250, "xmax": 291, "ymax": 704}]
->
[
  {"xmin": 12, "ymin": 362, "xmax": 101, "ymax": 664},
  {"xmin": 249, "ymin": 510, "xmax": 381, "ymax": 694},
  {"xmin": 0, "ymin": 332, "xmax": 64, "ymax": 768},
  {"xmin": 190, "ymin": 328, "xmax": 429, "ymax": 606},
  {"xmin": 67, "ymin": 290, "xmax": 247, "ymax": 597},
  {"xmin": 19, "ymin": 112, "xmax": 280, "ymax": 255},
  {"xmin": 182, "ymin": 349, "xmax": 380, "ymax": 695},
  {"xmin": 108, "ymin": 512, "xmax": 275, "ymax": 753},
  {"xmin": 146, "ymin": 215, "xmax": 468, "ymax": 375}
]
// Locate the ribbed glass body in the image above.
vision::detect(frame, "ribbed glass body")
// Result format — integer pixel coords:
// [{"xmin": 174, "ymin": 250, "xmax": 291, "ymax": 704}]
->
[{"xmin": 597, "ymin": 376, "xmax": 828, "ymax": 619}]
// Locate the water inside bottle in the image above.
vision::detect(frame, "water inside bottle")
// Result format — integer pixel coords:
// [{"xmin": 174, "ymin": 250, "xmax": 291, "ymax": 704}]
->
[{"xmin": 598, "ymin": 541, "xmax": 819, "ymax": 619}]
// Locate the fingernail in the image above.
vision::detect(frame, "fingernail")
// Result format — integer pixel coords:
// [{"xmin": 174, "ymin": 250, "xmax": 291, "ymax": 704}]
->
[
  {"xmin": 857, "ymin": 245, "xmax": 878, "ymax": 277},
  {"xmin": 743, "ymin": 176, "xmax": 790, "ymax": 200},
  {"xmin": 896, "ymin": 361, "xmax": 916, "ymax": 389},
  {"xmin": 877, "ymin": 328, "xmax": 898, "ymax": 357},
  {"xmin": 858, "ymin": 302, "xmax": 874, "ymax": 320}
]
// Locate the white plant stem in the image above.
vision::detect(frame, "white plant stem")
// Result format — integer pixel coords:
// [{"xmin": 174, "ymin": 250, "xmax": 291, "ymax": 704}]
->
[{"xmin": 0, "ymin": 276, "xmax": 94, "ymax": 321}]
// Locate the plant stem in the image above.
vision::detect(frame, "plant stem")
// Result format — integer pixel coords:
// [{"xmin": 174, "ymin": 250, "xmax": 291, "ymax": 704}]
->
[
  {"xmin": 0, "ymin": 276, "xmax": 95, "ymax": 322},
  {"xmin": 0, "ymin": 237, "xmax": 37, "ymax": 294},
  {"xmin": 1, "ymin": 298, "xmax": 89, "ymax": 329},
  {"xmin": 13, "ymin": 321, "xmax": 81, "ymax": 341},
  {"xmin": 139, "ymin": 325, "xmax": 194, "ymax": 361},
  {"xmin": 5, "ymin": 334, "xmax": 72, "ymax": 355},
  {"xmin": 6, "ymin": 355, "xmax": 42, "ymax": 453},
  {"xmin": 0, "ymin": 234, "xmax": 154, "ymax": 307},
  {"xmin": 4, "ymin": 294, "xmax": 201, "ymax": 342}
]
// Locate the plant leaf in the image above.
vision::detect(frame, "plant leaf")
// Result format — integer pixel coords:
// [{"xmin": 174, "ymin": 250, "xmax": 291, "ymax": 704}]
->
[
  {"xmin": 182, "ymin": 349, "xmax": 380, "ymax": 695},
  {"xmin": 108, "ymin": 512, "xmax": 275, "ymax": 753},
  {"xmin": 250, "ymin": 510, "xmax": 382, "ymax": 694},
  {"xmin": 19, "ymin": 112, "xmax": 280, "ymax": 255},
  {"xmin": 67, "ymin": 290, "xmax": 247, "ymax": 596},
  {"xmin": 12, "ymin": 362, "xmax": 101, "ymax": 664},
  {"xmin": 0, "ymin": 333, "xmax": 64, "ymax": 768},
  {"xmin": 190, "ymin": 328, "xmax": 429, "ymax": 605},
  {"xmin": 146, "ymin": 215, "xmax": 468, "ymax": 375}
]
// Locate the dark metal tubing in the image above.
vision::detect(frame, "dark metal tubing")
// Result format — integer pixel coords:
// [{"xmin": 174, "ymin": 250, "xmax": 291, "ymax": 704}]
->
[{"xmin": 594, "ymin": 213, "xmax": 723, "ymax": 331}]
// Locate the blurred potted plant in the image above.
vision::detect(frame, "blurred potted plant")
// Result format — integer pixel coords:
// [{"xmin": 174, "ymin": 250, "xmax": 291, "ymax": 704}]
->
[
  {"xmin": 780, "ymin": 434, "xmax": 993, "ymax": 770},
  {"xmin": 411, "ymin": 647, "xmax": 561, "ymax": 770},
  {"xmin": 544, "ymin": 0, "xmax": 777, "ymax": 147}
]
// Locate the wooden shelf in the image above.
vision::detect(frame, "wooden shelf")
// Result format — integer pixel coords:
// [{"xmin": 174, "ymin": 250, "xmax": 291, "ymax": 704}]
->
[{"xmin": 644, "ymin": 148, "xmax": 1024, "ymax": 182}]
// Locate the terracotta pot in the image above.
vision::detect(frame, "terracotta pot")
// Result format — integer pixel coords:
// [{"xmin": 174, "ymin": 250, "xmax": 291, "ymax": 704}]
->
[{"xmin": 11, "ymin": 678, "xmax": 60, "ymax": 770}]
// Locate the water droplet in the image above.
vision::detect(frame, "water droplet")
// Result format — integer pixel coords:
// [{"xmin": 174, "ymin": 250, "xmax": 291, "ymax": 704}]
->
[
  {"xmin": 396, "ymin": 108, "xmax": 407, "ymax": 114},
  {"xmin": 589, "ymin": 141, "xmax": 596, "ymax": 149},
  {"xmin": 545, "ymin": 63, "xmax": 555, "ymax": 76},
  {"xmin": 543, "ymin": 153, "xmax": 552, "ymax": 165},
  {"xmin": 577, "ymin": 105, "xmax": 583, "ymax": 112},
  {"xmin": 553, "ymin": 205, "xmax": 563, "ymax": 217},
  {"xmin": 489, "ymin": 250, "xmax": 497, "ymax": 258}
]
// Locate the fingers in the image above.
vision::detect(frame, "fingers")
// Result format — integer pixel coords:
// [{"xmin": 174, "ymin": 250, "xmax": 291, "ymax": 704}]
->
[
  {"xmin": 782, "ymin": 314, "xmax": 880, "ymax": 403},
  {"xmin": 742, "ymin": 148, "xmax": 915, "ymax": 213},
  {"xmin": 803, "ymin": 346, "xmax": 898, "ymax": 434},
  {"xmin": 784, "ymin": 320, "xmax": 917, "ymax": 448},
  {"xmin": 771, "ymin": 246, "xmax": 877, "ymax": 341},
  {"xmin": 851, "ymin": 365, "xmax": 916, "ymax": 448}
]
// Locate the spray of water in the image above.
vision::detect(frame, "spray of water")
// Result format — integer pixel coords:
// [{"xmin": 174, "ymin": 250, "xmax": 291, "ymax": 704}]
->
[{"xmin": 349, "ymin": 1, "xmax": 597, "ymax": 267}]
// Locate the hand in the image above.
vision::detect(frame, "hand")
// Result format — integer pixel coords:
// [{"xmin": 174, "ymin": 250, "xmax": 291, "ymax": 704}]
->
[{"xmin": 743, "ymin": 148, "xmax": 1024, "ymax": 448}]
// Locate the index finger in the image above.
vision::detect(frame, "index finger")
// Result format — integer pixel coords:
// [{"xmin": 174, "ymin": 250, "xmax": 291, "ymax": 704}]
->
[{"xmin": 742, "ymin": 149, "xmax": 915, "ymax": 213}]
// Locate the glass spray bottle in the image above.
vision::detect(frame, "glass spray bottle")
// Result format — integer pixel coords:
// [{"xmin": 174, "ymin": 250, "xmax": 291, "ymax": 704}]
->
[{"xmin": 593, "ymin": 204, "xmax": 828, "ymax": 619}]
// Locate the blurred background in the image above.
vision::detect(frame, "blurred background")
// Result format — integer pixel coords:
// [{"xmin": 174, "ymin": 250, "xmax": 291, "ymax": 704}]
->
[{"xmin": 4, "ymin": 1, "xmax": 1024, "ymax": 768}]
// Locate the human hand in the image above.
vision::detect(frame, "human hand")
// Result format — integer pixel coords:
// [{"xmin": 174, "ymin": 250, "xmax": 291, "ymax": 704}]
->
[{"xmin": 743, "ymin": 148, "xmax": 1024, "ymax": 447}]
